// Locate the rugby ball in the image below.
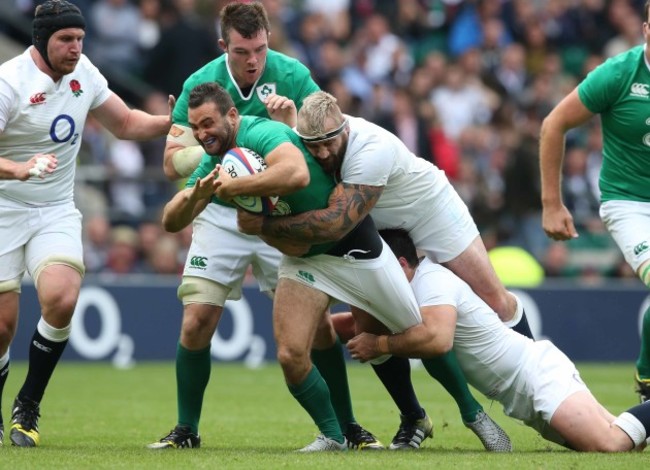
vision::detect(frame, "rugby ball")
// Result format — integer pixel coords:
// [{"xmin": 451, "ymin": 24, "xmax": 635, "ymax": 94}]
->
[{"xmin": 221, "ymin": 147, "xmax": 279, "ymax": 214}]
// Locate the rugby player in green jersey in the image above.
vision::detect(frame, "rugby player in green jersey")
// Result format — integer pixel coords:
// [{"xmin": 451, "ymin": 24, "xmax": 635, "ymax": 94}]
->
[
  {"xmin": 161, "ymin": 81, "xmax": 379, "ymax": 451},
  {"xmin": 540, "ymin": 0, "xmax": 650, "ymax": 404}
]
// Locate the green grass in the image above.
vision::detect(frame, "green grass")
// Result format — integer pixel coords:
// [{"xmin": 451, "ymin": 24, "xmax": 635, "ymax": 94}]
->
[{"xmin": 0, "ymin": 361, "xmax": 644, "ymax": 468}]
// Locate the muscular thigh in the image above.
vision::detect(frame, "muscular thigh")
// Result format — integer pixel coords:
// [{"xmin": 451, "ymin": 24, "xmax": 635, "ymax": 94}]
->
[
  {"xmin": 550, "ymin": 391, "xmax": 622, "ymax": 451},
  {"xmin": 273, "ymin": 278, "xmax": 330, "ymax": 351}
]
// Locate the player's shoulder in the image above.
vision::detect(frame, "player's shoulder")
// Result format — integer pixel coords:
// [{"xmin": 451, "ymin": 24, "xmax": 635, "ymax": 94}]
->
[
  {"xmin": 240, "ymin": 115, "xmax": 294, "ymax": 141},
  {"xmin": 265, "ymin": 49, "xmax": 310, "ymax": 74},
  {"xmin": 74, "ymin": 54, "xmax": 105, "ymax": 77},
  {"xmin": 347, "ymin": 115, "xmax": 392, "ymax": 148},
  {"xmin": 592, "ymin": 45, "xmax": 644, "ymax": 76}
]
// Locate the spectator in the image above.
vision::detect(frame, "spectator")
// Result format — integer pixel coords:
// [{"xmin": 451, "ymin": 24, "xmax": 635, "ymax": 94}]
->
[
  {"xmin": 142, "ymin": 0, "xmax": 220, "ymax": 97},
  {"xmin": 86, "ymin": 0, "xmax": 142, "ymax": 76},
  {"xmin": 83, "ymin": 214, "xmax": 111, "ymax": 273},
  {"xmin": 430, "ymin": 63, "xmax": 494, "ymax": 140},
  {"xmin": 104, "ymin": 225, "xmax": 142, "ymax": 274}
]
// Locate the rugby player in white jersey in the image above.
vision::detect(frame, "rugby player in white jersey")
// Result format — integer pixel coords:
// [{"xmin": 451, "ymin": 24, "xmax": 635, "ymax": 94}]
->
[
  {"xmin": 0, "ymin": 0, "xmax": 172, "ymax": 447},
  {"xmin": 347, "ymin": 228, "xmax": 650, "ymax": 452}
]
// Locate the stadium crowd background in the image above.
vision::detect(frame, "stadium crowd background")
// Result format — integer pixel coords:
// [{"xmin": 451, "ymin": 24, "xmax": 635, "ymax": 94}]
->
[{"xmin": 0, "ymin": 0, "xmax": 644, "ymax": 283}]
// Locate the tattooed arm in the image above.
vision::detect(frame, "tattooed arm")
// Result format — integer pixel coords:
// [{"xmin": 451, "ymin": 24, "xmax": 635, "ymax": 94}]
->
[{"xmin": 237, "ymin": 182, "xmax": 384, "ymax": 244}]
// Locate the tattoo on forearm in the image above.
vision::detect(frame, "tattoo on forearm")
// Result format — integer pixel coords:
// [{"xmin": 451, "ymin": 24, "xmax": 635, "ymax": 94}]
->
[{"xmin": 261, "ymin": 183, "xmax": 382, "ymax": 243}]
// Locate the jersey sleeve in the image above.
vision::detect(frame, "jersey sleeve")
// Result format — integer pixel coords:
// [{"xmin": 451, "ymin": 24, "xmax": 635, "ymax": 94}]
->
[
  {"xmin": 578, "ymin": 58, "xmax": 625, "ymax": 114},
  {"xmin": 84, "ymin": 58, "xmax": 111, "ymax": 109}
]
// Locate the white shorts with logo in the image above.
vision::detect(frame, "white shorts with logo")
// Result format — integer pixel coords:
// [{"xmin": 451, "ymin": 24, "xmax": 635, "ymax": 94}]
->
[
  {"xmin": 500, "ymin": 340, "xmax": 589, "ymax": 446},
  {"xmin": 600, "ymin": 200, "xmax": 650, "ymax": 272},
  {"xmin": 0, "ymin": 199, "xmax": 83, "ymax": 283},
  {"xmin": 183, "ymin": 203, "xmax": 282, "ymax": 300},
  {"xmin": 278, "ymin": 239, "xmax": 421, "ymax": 333}
]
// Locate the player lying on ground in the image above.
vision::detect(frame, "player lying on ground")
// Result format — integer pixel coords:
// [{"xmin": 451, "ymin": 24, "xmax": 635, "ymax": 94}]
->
[{"xmin": 347, "ymin": 228, "xmax": 650, "ymax": 452}]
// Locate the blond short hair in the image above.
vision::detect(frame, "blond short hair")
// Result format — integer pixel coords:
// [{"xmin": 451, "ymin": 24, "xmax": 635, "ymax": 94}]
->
[{"xmin": 297, "ymin": 91, "xmax": 346, "ymax": 139}]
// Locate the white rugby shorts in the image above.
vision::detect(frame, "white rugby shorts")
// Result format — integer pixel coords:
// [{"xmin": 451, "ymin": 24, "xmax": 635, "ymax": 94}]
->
[
  {"xmin": 278, "ymin": 239, "xmax": 421, "ymax": 333},
  {"xmin": 401, "ymin": 182, "xmax": 479, "ymax": 264},
  {"xmin": 600, "ymin": 200, "xmax": 650, "ymax": 272},
  {"xmin": 0, "ymin": 199, "xmax": 83, "ymax": 281},
  {"xmin": 183, "ymin": 203, "xmax": 281, "ymax": 300},
  {"xmin": 501, "ymin": 340, "xmax": 589, "ymax": 446}
]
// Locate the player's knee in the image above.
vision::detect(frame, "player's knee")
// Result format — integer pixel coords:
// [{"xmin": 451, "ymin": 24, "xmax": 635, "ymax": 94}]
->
[
  {"xmin": 276, "ymin": 343, "xmax": 308, "ymax": 370},
  {"xmin": 180, "ymin": 304, "xmax": 221, "ymax": 339},
  {"xmin": 33, "ymin": 255, "xmax": 85, "ymax": 288},
  {"xmin": 178, "ymin": 276, "xmax": 229, "ymax": 306},
  {"xmin": 0, "ymin": 318, "xmax": 17, "ymax": 347}
]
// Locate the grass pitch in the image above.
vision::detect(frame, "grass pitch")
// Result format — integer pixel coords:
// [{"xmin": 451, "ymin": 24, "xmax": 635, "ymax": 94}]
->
[{"xmin": 0, "ymin": 361, "xmax": 643, "ymax": 469}]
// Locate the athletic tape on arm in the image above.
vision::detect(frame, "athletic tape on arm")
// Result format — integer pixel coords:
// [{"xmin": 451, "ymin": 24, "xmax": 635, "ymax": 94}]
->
[{"xmin": 171, "ymin": 146, "xmax": 205, "ymax": 177}]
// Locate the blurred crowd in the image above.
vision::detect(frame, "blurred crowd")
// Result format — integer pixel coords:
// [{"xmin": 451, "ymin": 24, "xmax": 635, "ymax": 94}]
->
[{"xmin": 1, "ymin": 0, "xmax": 646, "ymax": 283}]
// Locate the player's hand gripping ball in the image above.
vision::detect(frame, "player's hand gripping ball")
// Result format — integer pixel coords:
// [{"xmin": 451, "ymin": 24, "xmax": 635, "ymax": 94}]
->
[{"xmin": 221, "ymin": 147, "xmax": 279, "ymax": 214}]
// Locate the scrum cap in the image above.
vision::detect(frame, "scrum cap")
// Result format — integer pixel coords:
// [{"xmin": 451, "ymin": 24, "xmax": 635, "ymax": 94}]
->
[{"xmin": 32, "ymin": 0, "xmax": 86, "ymax": 69}]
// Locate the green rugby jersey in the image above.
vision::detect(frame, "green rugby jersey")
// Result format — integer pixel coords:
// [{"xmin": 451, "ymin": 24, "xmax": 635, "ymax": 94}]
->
[
  {"xmin": 578, "ymin": 45, "xmax": 650, "ymax": 202},
  {"xmin": 188, "ymin": 116, "xmax": 337, "ymax": 256},
  {"xmin": 173, "ymin": 49, "xmax": 320, "ymax": 127}
]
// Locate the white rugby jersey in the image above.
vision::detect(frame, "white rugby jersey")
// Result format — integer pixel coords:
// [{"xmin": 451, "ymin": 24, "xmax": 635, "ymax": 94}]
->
[
  {"xmin": 0, "ymin": 48, "xmax": 111, "ymax": 206},
  {"xmin": 410, "ymin": 258, "xmax": 533, "ymax": 403},
  {"xmin": 343, "ymin": 116, "xmax": 449, "ymax": 230}
]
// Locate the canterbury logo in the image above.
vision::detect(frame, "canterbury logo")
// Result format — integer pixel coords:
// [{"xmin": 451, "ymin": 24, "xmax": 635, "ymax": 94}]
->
[
  {"xmin": 29, "ymin": 92, "xmax": 47, "ymax": 104},
  {"xmin": 634, "ymin": 241, "xmax": 649, "ymax": 256},
  {"xmin": 630, "ymin": 83, "xmax": 649, "ymax": 97},
  {"xmin": 189, "ymin": 256, "xmax": 207, "ymax": 268},
  {"xmin": 297, "ymin": 270, "xmax": 315, "ymax": 283}
]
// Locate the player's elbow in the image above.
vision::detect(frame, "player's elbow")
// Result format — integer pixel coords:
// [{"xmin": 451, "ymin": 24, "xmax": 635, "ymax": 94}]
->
[
  {"xmin": 162, "ymin": 216, "xmax": 183, "ymax": 233},
  {"xmin": 161, "ymin": 208, "xmax": 186, "ymax": 233},
  {"xmin": 406, "ymin": 324, "xmax": 451, "ymax": 358},
  {"xmin": 419, "ymin": 335, "xmax": 452, "ymax": 357}
]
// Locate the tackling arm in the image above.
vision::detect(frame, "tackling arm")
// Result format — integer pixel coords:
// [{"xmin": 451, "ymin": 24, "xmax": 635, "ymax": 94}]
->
[
  {"xmin": 240, "ymin": 182, "xmax": 383, "ymax": 244},
  {"xmin": 91, "ymin": 92, "xmax": 173, "ymax": 141},
  {"xmin": 347, "ymin": 305, "xmax": 456, "ymax": 361}
]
